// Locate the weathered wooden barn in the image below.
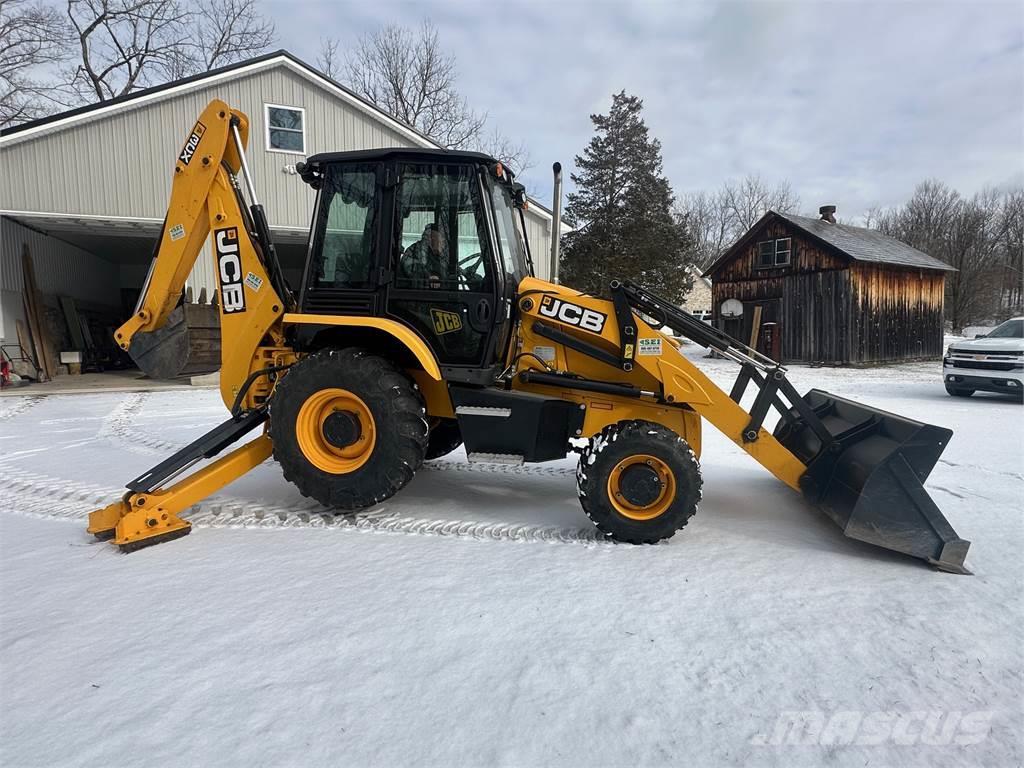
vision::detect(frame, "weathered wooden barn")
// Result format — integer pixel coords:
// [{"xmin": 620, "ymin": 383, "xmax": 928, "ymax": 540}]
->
[{"xmin": 703, "ymin": 206, "xmax": 955, "ymax": 365}]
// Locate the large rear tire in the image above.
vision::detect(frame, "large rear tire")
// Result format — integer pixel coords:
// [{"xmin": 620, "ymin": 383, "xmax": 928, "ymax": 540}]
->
[
  {"xmin": 269, "ymin": 349, "xmax": 427, "ymax": 509},
  {"xmin": 577, "ymin": 421, "xmax": 702, "ymax": 544},
  {"xmin": 425, "ymin": 418, "xmax": 463, "ymax": 460}
]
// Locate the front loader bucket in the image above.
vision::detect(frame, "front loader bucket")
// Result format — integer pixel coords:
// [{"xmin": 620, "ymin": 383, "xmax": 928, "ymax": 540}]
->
[
  {"xmin": 774, "ymin": 389, "xmax": 970, "ymax": 573},
  {"xmin": 128, "ymin": 303, "xmax": 221, "ymax": 380}
]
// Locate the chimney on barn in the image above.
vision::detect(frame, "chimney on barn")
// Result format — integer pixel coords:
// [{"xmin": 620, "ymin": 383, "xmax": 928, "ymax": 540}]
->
[{"xmin": 819, "ymin": 205, "xmax": 837, "ymax": 223}]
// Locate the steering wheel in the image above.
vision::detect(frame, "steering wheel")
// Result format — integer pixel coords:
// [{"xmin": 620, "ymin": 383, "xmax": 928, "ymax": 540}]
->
[{"xmin": 457, "ymin": 252, "xmax": 485, "ymax": 290}]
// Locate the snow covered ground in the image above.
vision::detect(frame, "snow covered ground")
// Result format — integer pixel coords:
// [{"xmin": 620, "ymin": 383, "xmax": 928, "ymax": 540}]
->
[{"xmin": 1, "ymin": 352, "xmax": 1021, "ymax": 767}]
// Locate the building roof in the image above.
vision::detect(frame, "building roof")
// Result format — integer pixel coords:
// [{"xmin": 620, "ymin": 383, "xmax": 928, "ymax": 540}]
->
[
  {"xmin": 0, "ymin": 49, "xmax": 566, "ymax": 228},
  {"xmin": 704, "ymin": 210, "xmax": 955, "ymax": 276},
  {"xmin": 0, "ymin": 49, "xmax": 436, "ymax": 146}
]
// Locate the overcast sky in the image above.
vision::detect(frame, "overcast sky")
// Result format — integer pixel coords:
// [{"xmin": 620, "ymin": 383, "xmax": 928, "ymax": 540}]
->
[{"xmin": 273, "ymin": 0, "xmax": 1021, "ymax": 220}]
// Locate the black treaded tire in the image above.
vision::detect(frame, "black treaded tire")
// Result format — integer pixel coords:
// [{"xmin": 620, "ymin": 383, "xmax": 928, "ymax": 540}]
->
[
  {"xmin": 425, "ymin": 418, "xmax": 463, "ymax": 460},
  {"xmin": 945, "ymin": 385, "xmax": 974, "ymax": 397},
  {"xmin": 577, "ymin": 420, "xmax": 702, "ymax": 544},
  {"xmin": 269, "ymin": 348, "xmax": 427, "ymax": 509}
]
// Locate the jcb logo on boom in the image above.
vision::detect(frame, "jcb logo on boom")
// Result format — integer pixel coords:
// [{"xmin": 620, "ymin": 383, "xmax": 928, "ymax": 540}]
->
[
  {"xmin": 215, "ymin": 227, "xmax": 246, "ymax": 314},
  {"xmin": 538, "ymin": 296, "xmax": 607, "ymax": 334},
  {"xmin": 178, "ymin": 121, "xmax": 206, "ymax": 166}
]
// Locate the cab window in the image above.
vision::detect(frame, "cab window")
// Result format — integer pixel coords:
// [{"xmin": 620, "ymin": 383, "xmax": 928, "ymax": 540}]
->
[
  {"xmin": 395, "ymin": 164, "xmax": 493, "ymax": 292},
  {"xmin": 310, "ymin": 164, "xmax": 377, "ymax": 289}
]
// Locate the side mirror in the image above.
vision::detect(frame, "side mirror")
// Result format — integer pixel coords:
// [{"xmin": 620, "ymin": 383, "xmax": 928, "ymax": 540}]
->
[
  {"xmin": 511, "ymin": 182, "xmax": 529, "ymax": 209},
  {"xmin": 974, "ymin": 333, "xmax": 987, "ymax": 339}
]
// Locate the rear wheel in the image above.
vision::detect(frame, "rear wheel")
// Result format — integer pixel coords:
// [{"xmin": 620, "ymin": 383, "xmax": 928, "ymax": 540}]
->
[
  {"xmin": 945, "ymin": 384, "xmax": 975, "ymax": 397},
  {"xmin": 425, "ymin": 418, "xmax": 463, "ymax": 460},
  {"xmin": 577, "ymin": 421, "xmax": 702, "ymax": 544},
  {"xmin": 269, "ymin": 348, "xmax": 427, "ymax": 509}
]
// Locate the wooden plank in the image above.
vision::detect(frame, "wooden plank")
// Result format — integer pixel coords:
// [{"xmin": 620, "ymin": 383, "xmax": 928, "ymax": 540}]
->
[
  {"xmin": 15, "ymin": 319, "xmax": 39, "ymax": 372},
  {"xmin": 21, "ymin": 245, "xmax": 56, "ymax": 380},
  {"xmin": 748, "ymin": 303, "xmax": 762, "ymax": 350}
]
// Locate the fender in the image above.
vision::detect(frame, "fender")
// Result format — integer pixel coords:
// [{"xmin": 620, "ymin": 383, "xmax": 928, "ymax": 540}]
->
[{"xmin": 282, "ymin": 313, "xmax": 443, "ymax": 380}]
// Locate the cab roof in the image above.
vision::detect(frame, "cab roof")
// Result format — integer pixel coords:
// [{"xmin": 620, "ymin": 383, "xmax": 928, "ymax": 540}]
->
[
  {"xmin": 299, "ymin": 147, "xmax": 509, "ymax": 189},
  {"xmin": 303, "ymin": 147, "xmax": 503, "ymax": 169}
]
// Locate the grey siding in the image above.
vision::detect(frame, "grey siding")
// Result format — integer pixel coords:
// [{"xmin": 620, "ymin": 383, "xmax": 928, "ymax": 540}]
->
[
  {"xmin": 0, "ymin": 58, "xmax": 558, "ymax": 295},
  {"xmin": 1, "ymin": 217, "xmax": 119, "ymax": 340}
]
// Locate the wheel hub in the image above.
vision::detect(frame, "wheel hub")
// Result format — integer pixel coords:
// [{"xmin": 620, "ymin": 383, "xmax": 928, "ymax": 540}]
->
[
  {"xmin": 295, "ymin": 388, "xmax": 376, "ymax": 474},
  {"xmin": 618, "ymin": 463, "xmax": 662, "ymax": 507},
  {"xmin": 607, "ymin": 454, "xmax": 676, "ymax": 521},
  {"xmin": 322, "ymin": 410, "xmax": 362, "ymax": 448}
]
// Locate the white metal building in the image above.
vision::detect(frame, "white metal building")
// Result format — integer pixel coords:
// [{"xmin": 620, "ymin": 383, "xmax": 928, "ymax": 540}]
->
[{"xmin": 0, "ymin": 50, "xmax": 563, "ymax": 353}]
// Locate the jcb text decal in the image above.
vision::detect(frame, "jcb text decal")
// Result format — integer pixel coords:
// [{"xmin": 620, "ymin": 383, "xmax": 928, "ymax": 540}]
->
[
  {"xmin": 215, "ymin": 227, "xmax": 246, "ymax": 314},
  {"xmin": 538, "ymin": 296, "xmax": 607, "ymax": 334},
  {"xmin": 431, "ymin": 308, "xmax": 463, "ymax": 335},
  {"xmin": 179, "ymin": 121, "xmax": 207, "ymax": 166}
]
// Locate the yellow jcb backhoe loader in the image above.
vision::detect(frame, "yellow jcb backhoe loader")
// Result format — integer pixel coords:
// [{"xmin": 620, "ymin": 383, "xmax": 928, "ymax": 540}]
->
[{"xmin": 87, "ymin": 99, "xmax": 970, "ymax": 572}]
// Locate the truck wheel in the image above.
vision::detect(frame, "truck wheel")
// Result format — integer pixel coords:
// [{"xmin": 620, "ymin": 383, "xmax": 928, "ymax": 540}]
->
[
  {"xmin": 425, "ymin": 418, "xmax": 463, "ymax": 460},
  {"xmin": 269, "ymin": 348, "xmax": 427, "ymax": 509},
  {"xmin": 577, "ymin": 421, "xmax": 702, "ymax": 544},
  {"xmin": 945, "ymin": 384, "xmax": 974, "ymax": 397}
]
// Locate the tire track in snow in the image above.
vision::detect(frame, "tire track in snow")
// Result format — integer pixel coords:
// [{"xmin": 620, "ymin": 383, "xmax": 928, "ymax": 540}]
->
[
  {"xmin": 0, "ymin": 395, "xmax": 43, "ymax": 422},
  {"xmin": 0, "ymin": 463, "xmax": 605, "ymax": 546},
  {"xmin": 937, "ymin": 458, "xmax": 1024, "ymax": 483}
]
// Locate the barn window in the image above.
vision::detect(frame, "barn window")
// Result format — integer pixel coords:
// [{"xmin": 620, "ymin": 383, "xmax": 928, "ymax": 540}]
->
[
  {"xmin": 757, "ymin": 238, "xmax": 792, "ymax": 268},
  {"xmin": 265, "ymin": 104, "xmax": 305, "ymax": 154},
  {"xmin": 774, "ymin": 238, "xmax": 791, "ymax": 265}
]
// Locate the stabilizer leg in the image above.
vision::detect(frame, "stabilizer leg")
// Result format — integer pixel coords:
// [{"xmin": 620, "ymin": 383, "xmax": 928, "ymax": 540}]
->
[{"xmin": 87, "ymin": 434, "xmax": 273, "ymax": 552}]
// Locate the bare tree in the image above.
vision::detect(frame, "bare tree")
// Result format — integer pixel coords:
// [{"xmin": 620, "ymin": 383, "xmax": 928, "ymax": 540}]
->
[
  {"xmin": 999, "ymin": 189, "xmax": 1024, "ymax": 314},
  {"xmin": 0, "ymin": 0, "xmax": 69, "ymax": 126},
  {"xmin": 183, "ymin": 0, "xmax": 274, "ymax": 73},
  {"xmin": 677, "ymin": 175, "xmax": 800, "ymax": 270},
  {"xmin": 344, "ymin": 20, "xmax": 486, "ymax": 149},
  {"xmin": 65, "ymin": 0, "xmax": 189, "ymax": 101},
  {"xmin": 317, "ymin": 35, "xmax": 340, "ymax": 80},
  {"xmin": 63, "ymin": 0, "xmax": 273, "ymax": 103},
  {"xmin": 478, "ymin": 125, "xmax": 532, "ymax": 174},
  {"xmin": 871, "ymin": 180, "xmax": 1022, "ymax": 330}
]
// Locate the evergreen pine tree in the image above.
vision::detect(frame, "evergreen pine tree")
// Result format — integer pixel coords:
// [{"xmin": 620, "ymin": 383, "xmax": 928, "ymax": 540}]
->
[{"xmin": 560, "ymin": 91, "xmax": 693, "ymax": 301}]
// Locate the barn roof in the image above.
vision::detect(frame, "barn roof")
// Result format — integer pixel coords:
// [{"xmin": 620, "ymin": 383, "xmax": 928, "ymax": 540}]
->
[{"xmin": 704, "ymin": 210, "xmax": 955, "ymax": 277}]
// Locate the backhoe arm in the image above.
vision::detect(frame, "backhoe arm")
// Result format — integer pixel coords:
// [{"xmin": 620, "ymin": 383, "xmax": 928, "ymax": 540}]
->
[
  {"xmin": 87, "ymin": 100, "xmax": 295, "ymax": 551},
  {"xmin": 115, "ymin": 100, "xmax": 250, "ymax": 350}
]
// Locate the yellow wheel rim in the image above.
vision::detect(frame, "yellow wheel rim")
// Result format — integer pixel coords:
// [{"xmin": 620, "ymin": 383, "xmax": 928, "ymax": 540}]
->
[
  {"xmin": 295, "ymin": 388, "xmax": 376, "ymax": 474},
  {"xmin": 607, "ymin": 454, "xmax": 675, "ymax": 521}
]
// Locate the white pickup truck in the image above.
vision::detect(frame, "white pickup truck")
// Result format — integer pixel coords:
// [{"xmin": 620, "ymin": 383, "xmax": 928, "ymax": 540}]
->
[{"xmin": 942, "ymin": 317, "xmax": 1024, "ymax": 399}]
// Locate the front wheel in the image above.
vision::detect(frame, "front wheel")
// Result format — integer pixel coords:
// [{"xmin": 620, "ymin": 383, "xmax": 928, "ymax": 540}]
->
[
  {"xmin": 945, "ymin": 384, "xmax": 974, "ymax": 397},
  {"xmin": 577, "ymin": 421, "xmax": 702, "ymax": 544},
  {"xmin": 269, "ymin": 348, "xmax": 427, "ymax": 509},
  {"xmin": 425, "ymin": 418, "xmax": 463, "ymax": 460}
]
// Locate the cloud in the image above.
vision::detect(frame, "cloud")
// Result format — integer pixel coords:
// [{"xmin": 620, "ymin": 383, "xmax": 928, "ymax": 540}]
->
[{"xmin": 272, "ymin": 0, "xmax": 1023, "ymax": 221}]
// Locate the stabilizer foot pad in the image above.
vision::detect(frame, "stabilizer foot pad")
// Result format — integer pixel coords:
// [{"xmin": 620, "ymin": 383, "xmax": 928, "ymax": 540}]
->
[
  {"xmin": 92, "ymin": 529, "xmax": 116, "ymax": 541},
  {"xmin": 118, "ymin": 525, "xmax": 192, "ymax": 553}
]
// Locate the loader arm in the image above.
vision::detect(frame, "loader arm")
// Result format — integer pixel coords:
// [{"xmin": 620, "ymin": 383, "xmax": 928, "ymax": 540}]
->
[{"xmin": 512, "ymin": 276, "xmax": 970, "ymax": 573}]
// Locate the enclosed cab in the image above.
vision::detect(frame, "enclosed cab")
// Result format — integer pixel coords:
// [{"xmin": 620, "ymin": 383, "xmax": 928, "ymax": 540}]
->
[{"xmin": 296, "ymin": 149, "xmax": 534, "ymax": 385}]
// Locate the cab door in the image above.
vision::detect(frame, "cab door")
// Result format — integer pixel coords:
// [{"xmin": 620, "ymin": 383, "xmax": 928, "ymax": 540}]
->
[{"xmin": 385, "ymin": 163, "xmax": 505, "ymax": 379}]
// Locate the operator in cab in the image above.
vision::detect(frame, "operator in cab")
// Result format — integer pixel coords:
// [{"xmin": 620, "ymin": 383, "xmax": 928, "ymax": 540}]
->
[{"xmin": 400, "ymin": 223, "xmax": 447, "ymax": 288}]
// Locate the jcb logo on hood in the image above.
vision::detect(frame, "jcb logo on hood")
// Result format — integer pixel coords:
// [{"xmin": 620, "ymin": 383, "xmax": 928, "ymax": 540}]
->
[
  {"xmin": 538, "ymin": 296, "xmax": 607, "ymax": 334},
  {"xmin": 178, "ymin": 121, "xmax": 206, "ymax": 166},
  {"xmin": 215, "ymin": 227, "xmax": 246, "ymax": 314}
]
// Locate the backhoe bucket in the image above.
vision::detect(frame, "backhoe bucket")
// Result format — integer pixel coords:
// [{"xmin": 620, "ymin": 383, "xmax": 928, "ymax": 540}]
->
[
  {"xmin": 774, "ymin": 389, "xmax": 970, "ymax": 573},
  {"xmin": 128, "ymin": 303, "xmax": 221, "ymax": 379}
]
